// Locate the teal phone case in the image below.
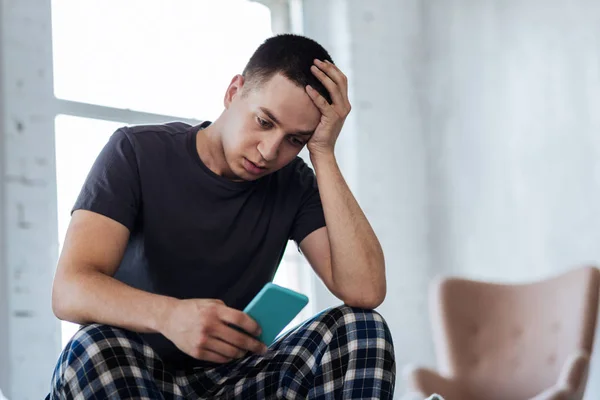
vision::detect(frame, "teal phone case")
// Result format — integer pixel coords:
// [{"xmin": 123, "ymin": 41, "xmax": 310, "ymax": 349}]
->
[{"xmin": 243, "ymin": 283, "xmax": 309, "ymax": 345}]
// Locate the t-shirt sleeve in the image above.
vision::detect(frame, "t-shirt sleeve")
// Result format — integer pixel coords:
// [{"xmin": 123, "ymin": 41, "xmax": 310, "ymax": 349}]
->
[
  {"xmin": 72, "ymin": 127, "xmax": 141, "ymax": 230},
  {"xmin": 289, "ymin": 161, "xmax": 327, "ymax": 245}
]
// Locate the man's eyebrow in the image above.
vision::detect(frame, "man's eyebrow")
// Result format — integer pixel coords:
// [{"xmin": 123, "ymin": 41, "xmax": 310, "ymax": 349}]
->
[
  {"xmin": 259, "ymin": 107, "xmax": 281, "ymax": 126},
  {"xmin": 259, "ymin": 107, "xmax": 314, "ymax": 136}
]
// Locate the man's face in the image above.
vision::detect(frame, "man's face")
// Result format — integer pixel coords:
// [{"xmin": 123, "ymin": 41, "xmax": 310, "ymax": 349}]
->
[{"xmin": 220, "ymin": 73, "xmax": 322, "ymax": 181}]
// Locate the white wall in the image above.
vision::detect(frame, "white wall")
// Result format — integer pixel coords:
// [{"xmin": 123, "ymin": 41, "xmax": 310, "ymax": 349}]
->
[
  {"xmin": 304, "ymin": 0, "xmax": 600, "ymax": 398},
  {"xmin": 0, "ymin": 1, "xmax": 62, "ymax": 399},
  {"xmin": 0, "ymin": 1, "xmax": 8, "ymax": 394},
  {"xmin": 303, "ymin": 1, "xmax": 438, "ymax": 397},
  {"xmin": 423, "ymin": 1, "xmax": 600, "ymax": 398}
]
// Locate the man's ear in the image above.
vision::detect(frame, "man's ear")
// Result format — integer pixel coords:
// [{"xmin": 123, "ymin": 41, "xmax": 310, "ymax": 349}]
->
[{"xmin": 224, "ymin": 74, "xmax": 245, "ymax": 109}]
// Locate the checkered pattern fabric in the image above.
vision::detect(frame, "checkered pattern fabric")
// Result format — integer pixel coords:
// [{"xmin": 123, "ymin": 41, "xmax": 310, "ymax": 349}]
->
[{"xmin": 46, "ymin": 305, "xmax": 396, "ymax": 399}]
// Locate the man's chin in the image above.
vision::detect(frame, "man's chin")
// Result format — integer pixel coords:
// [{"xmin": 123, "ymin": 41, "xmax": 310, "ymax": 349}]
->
[
  {"xmin": 240, "ymin": 171, "xmax": 264, "ymax": 181},
  {"xmin": 230, "ymin": 166, "xmax": 262, "ymax": 182}
]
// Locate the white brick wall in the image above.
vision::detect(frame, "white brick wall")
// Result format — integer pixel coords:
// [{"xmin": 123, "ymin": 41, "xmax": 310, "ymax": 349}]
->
[
  {"xmin": 0, "ymin": 1, "xmax": 8, "ymax": 393},
  {"xmin": 0, "ymin": 1, "xmax": 62, "ymax": 398}
]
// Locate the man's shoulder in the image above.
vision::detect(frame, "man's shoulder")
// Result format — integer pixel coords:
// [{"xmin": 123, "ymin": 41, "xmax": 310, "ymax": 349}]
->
[
  {"xmin": 123, "ymin": 121, "xmax": 195, "ymax": 138},
  {"xmin": 118, "ymin": 121, "xmax": 206, "ymax": 154}
]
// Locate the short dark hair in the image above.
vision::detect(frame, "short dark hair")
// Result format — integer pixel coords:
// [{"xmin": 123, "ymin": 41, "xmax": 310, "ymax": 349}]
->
[{"xmin": 242, "ymin": 34, "xmax": 334, "ymax": 104}]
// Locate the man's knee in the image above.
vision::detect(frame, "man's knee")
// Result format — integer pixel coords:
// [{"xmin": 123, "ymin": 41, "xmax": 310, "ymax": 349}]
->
[
  {"xmin": 49, "ymin": 324, "xmax": 160, "ymax": 399},
  {"xmin": 319, "ymin": 305, "xmax": 393, "ymax": 339},
  {"xmin": 61, "ymin": 323, "xmax": 144, "ymax": 368}
]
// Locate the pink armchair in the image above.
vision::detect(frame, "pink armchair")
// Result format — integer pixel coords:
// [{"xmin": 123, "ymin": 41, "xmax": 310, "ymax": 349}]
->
[{"xmin": 404, "ymin": 266, "xmax": 600, "ymax": 400}]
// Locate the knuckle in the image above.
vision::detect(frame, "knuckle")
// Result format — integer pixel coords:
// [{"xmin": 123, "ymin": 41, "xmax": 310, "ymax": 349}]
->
[
  {"xmin": 239, "ymin": 337, "xmax": 251, "ymax": 349},
  {"xmin": 201, "ymin": 304, "xmax": 214, "ymax": 315},
  {"xmin": 233, "ymin": 332, "xmax": 247, "ymax": 345},
  {"xmin": 198, "ymin": 323, "xmax": 210, "ymax": 335},
  {"xmin": 232, "ymin": 347, "xmax": 244, "ymax": 358},
  {"xmin": 205, "ymin": 304, "xmax": 221, "ymax": 318},
  {"xmin": 224, "ymin": 347, "xmax": 236, "ymax": 358},
  {"xmin": 230, "ymin": 317, "xmax": 242, "ymax": 330},
  {"xmin": 196, "ymin": 335, "xmax": 208, "ymax": 348},
  {"xmin": 238, "ymin": 314, "xmax": 251, "ymax": 328}
]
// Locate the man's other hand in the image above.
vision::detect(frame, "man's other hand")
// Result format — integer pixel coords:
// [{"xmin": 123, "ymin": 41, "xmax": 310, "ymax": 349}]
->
[{"xmin": 160, "ymin": 299, "xmax": 267, "ymax": 363}]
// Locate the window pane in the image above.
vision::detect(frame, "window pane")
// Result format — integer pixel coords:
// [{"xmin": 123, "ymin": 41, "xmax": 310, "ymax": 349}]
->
[
  {"xmin": 51, "ymin": 0, "xmax": 273, "ymax": 119},
  {"xmin": 274, "ymin": 246, "xmax": 315, "ymax": 332}
]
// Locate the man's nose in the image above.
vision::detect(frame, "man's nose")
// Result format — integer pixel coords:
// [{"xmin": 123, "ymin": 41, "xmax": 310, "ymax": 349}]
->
[{"xmin": 258, "ymin": 134, "xmax": 281, "ymax": 162}]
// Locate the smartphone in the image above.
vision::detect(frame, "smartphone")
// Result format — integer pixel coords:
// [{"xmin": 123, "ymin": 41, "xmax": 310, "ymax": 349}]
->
[{"xmin": 243, "ymin": 283, "xmax": 309, "ymax": 345}]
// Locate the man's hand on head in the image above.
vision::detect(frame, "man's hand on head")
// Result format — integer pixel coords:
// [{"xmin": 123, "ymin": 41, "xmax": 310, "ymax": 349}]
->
[{"xmin": 305, "ymin": 59, "xmax": 352, "ymax": 159}]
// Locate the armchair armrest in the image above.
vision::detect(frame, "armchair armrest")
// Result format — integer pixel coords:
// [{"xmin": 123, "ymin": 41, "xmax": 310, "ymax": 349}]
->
[
  {"xmin": 529, "ymin": 350, "xmax": 590, "ymax": 400},
  {"xmin": 529, "ymin": 386, "xmax": 570, "ymax": 400},
  {"xmin": 557, "ymin": 350, "xmax": 590, "ymax": 392}
]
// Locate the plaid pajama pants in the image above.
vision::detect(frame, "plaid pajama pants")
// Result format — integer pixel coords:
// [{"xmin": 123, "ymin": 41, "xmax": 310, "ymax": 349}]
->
[{"xmin": 47, "ymin": 305, "xmax": 396, "ymax": 399}]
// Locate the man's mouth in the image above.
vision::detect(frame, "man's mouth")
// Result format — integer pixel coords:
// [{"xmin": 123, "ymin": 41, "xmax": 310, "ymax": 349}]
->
[{"xmin": 243, "ymin": 158, "xmax": 267, "ymax": 175}]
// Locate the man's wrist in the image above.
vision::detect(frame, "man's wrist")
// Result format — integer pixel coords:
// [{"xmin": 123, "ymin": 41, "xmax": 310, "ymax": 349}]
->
[
  {"xmin": 309, "ymin": 149, "xmax": 336, "ymax": 168},
  {"xmin": 151, "ymin": 295, "xmax": 178, "ymax": 334}
]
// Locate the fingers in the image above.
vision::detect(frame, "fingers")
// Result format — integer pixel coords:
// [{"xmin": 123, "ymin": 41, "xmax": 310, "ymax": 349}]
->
[
  {"xmin": 215, "ymin": 322, "xmax": 267, "ymax": 355},
  {"xmin": 196, "ymin": 348, "xmax": 234, "ymax": 364},
  {"xmin": 311, "ymin": 59, "xmax": 351, "ymax": 111},
  {"xmin": 203, "ymin": 336, "xmax": 247, "ymax": 360},
  {"xmin": 220, "ymin": 307, "xmax": 262, "ymax": 337},
  {"xmin": 314, "ymin": 59, "xmax": 348, "ymax": 95},
  {"xmin": 306, "ymin": 85, "xmax": 336, "ymax": 116},
  {"xmin": 310, "ymin": 63, "xmax": 346, "ymax": 108},
  {"xmin": 184, "ymin": 300, "xmax": 266, "ymax": 363}
]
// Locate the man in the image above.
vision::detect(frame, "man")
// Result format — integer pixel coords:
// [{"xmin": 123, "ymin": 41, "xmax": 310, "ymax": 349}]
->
[{"xmin": 47, "ymin": 34, "xmax": 395, "ymax": 399}]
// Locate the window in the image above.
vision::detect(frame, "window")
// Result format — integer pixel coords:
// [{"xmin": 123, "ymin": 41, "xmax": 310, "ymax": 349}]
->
[
  {"xmin": 51, "ymin": 0, "xmax": 273, "ymax": 119},
  {"xmin": 52, "ymin": 0, "xmax": 314, "ymax": 349}
]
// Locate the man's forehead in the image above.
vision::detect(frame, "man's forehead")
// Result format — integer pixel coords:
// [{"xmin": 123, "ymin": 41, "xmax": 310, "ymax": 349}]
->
[
  {"xmin": 258, "ymin": 106, "xmax": 315, "ymax": 136},
  {"xmin": 251, "ymin": 75, "xmax": 321, "ymax": 129}
]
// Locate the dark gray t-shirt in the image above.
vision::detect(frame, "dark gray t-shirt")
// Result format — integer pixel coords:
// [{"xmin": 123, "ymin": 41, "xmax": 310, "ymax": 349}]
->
[{"xmin": 73, "ymin": 121, "xmax": 326, "ymax": 368}]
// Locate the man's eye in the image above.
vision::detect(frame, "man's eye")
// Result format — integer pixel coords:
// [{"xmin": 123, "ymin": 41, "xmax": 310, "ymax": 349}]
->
[
  {"xmin": 289, "ymin": 136, "xmax": 305, "ymax": 147},
  {"xmin": 257, "ymin": 117, "xmax": 271, "ymax": 128}
]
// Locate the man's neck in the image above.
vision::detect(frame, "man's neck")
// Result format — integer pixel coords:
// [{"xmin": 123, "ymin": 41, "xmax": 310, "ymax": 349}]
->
[{"xmin": 195, "ymin": 121, "xmax": 236, "ymax": 180}]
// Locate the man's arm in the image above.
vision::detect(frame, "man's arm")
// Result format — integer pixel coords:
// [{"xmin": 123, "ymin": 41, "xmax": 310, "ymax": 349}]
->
[
  {"xmin": 52, "ymin": 209, "xmax": 171, "ymax": 332},
  {"xmin": 53, "ymin": 210, "xmax": 266, "ymax": 363},
  {"xmin": 299, "ymin": 59, "xmax": 386, "ymax": 309}
]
